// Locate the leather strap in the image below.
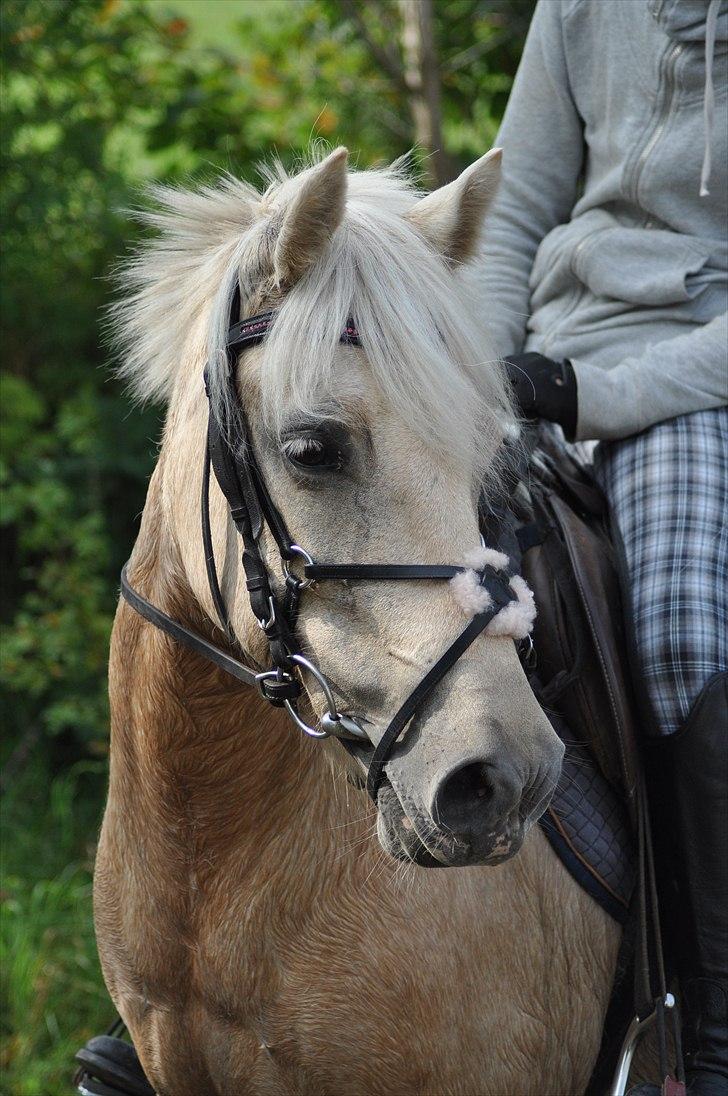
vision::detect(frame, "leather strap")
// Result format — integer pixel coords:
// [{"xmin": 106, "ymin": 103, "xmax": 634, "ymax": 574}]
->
[
  {"xmin": 366, "ymin": 578, "xmax": 514, "ymax": 801},
  {"xmin": 226, "ymin": 309, "xmax": 362, "ymax": 354},
  {"xmin": 120, "ymin": 565, "xmax": 261, "ymax": 689},
  {"xmin": 207, "ymin": 319, "xmax": 297, "ymax": 666},
  {"xmin": 247, "ymin": 449, "xmax": 296, "ymax": 560},
  {"xmin": 226, "ymin": 310, "xmax": 277, "ymax": 354},
  {"xmin": 305, "ymin": 563, "xmax": 464, "ymax": 582},
  {"xmin": 201, "ymin": 445, "xmax": 234, "ymax": 637},
  {"xmin": 205, "ymin": 392, "xmax": 264, "ymax": 543},
  {"xmin": 120, "ymin": 565, "xmax": 303, "ymax": 707}
]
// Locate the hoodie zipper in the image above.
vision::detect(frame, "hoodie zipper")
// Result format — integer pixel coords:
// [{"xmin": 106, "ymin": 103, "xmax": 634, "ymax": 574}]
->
[
  {"xmin": 541, "ymin": 37, "xmax": 684, "ymax": 356},
  {"xmin": 629, "ymin": 41, "xmax": 684, "ymax": 209}
]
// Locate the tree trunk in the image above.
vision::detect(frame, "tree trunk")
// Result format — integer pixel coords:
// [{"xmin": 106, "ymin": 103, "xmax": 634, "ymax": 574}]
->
[{"xmin": 398, "ymin": 0, "xmax": 450, "ymax": 186}]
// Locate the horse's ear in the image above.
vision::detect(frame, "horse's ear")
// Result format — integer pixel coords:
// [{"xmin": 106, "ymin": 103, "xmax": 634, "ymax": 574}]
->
[
  {"xmin": 273, "ymin": 147, "xmax": 348, "ymax": 288},
  {"xmin": 406, "ymin": 148, "xmax": 502, "ymax": 265}
]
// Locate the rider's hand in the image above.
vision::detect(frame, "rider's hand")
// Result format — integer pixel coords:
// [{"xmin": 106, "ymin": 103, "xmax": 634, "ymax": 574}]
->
[{"xmin": 503, "ymin": 352, "xmax": 578, "ymax": 441}]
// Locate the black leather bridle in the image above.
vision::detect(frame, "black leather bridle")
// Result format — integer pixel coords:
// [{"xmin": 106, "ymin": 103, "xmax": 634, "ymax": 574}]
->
[{"xmin": 121, "ymin": 289, "xmax": 520, "ymax": 801}]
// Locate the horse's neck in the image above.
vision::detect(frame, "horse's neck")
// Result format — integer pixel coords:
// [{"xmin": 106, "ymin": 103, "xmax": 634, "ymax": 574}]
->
[{"xmin": 107, "ymin": 462, "xmax": 347, "ymax": 886}]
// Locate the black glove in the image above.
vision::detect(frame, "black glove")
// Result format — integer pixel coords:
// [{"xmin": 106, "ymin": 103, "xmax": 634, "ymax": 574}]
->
[{"xmin": 503, "ymin": 352, "xmax": 578, "ymax": 441}]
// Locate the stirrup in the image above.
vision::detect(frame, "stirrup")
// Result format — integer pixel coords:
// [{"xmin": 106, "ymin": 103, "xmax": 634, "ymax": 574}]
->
[
  {"xmin": 611, "ymin": 994, "xmax": 686, "ymax": 1096},
  {"xmin": 74, "ymin": 1035, "xmax": 154, "ymax": 1096}
]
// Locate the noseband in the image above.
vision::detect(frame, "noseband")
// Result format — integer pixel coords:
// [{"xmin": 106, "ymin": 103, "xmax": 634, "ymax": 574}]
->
[{"xmin": 121, "ymin": 290, "xmax": 524, "ymax": 801}]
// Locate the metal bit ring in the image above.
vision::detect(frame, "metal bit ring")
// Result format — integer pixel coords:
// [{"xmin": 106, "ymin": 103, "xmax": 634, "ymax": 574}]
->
[{"xmin": 282, "ymin": 545, "xmax": 315, "ymax": 590}]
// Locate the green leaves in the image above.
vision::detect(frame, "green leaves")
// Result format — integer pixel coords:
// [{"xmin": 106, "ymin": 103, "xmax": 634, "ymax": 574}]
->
[{"xmin": 1, "ymin": 757, "xmax": 109, "ymax": 1094}]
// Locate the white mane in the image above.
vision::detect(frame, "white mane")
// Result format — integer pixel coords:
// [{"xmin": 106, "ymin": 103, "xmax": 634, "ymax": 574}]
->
[{"xmin": 112, "ymin": 155, "xmax": 513, "ymax": 476}]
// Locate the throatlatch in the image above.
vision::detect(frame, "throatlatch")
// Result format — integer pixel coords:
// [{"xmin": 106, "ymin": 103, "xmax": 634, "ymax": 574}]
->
[{"xmin": 120, "ymin": 288, "xmax": 535, "ymax": 800}]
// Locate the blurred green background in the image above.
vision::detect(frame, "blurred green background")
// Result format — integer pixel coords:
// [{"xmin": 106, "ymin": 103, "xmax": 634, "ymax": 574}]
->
[{"xmin": 0, "ymin": 1, "xmax": 532, "ymax": 1090}]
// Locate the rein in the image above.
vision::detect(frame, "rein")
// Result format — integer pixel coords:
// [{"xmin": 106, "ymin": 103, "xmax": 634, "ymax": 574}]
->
[{"xmin": 120, "ymin": 291, "xmax": 523, "ymax": 801}]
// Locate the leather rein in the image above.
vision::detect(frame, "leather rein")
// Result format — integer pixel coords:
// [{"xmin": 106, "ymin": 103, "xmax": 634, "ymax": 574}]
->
[{"xmin": 120, "ymin": 289, "xmax": 521, "ymax": 802}]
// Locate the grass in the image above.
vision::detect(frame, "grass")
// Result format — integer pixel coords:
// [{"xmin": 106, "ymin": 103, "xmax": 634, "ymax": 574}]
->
[{"xmin": 1, "ymin": 756, "xmax": 110, "ymax": 1096}]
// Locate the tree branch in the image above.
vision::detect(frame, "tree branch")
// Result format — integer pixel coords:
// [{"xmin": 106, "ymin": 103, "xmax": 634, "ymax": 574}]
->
[
  {"xmin": 337, "ymin": 0, "xmax": 409, "ymax": 95},
  {"xmin": 398, "ymin": 0, "xmax": 451, "ymax": 185}
]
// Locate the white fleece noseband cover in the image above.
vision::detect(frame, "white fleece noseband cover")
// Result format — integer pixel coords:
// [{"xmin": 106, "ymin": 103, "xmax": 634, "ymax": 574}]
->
[{"xmin": 450, "ymin": 547, "xmax": 536, "ymax": 639}]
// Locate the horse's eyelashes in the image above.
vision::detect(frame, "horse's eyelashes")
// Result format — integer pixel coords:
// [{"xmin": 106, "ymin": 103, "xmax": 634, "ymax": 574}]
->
[
  {"xmin": 285, "ymin": 436, "xmax": 329, "ymax": 466},
  {"xmin": 282, "ymin": 428, "xmax": 348, "ymax": 473}
]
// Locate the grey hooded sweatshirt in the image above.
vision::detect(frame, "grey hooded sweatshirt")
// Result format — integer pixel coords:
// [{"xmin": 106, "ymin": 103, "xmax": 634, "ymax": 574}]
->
[{"xmin": 476, "ymin": 0, "xmax": 728, "ymax": 441}]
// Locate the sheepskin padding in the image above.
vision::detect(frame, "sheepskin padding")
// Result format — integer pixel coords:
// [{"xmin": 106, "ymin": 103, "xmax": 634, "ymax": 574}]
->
[
  {"xmin": 449, "ymin": 548, "xmax": 536, "ymax": 639},
  {"xmin": 463, "ymin": 545, "xmax": 510, "ymax": 572}
]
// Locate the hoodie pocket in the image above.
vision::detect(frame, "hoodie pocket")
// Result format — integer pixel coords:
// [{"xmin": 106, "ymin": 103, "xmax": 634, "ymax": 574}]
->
[
  {"xmin": 573, "ymin": 227, "xmax": 713, "ymax": 306},
  {"xmin": 529, "ymin": 222, "xmax": 580, "ymax": 309}
]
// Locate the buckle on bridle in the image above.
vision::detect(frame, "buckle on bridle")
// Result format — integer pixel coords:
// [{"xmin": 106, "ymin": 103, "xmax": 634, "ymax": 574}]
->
[
  {"xmin": 256, "ymin": 595, "xmax": 277, "ymax": 633},
  {"xmin": 254, "ymin": 669, "xmax": 302, "ymax": 706},
  {"xmin": 517, "ymin": 632, "xmax": 536, "ymax": 669}
]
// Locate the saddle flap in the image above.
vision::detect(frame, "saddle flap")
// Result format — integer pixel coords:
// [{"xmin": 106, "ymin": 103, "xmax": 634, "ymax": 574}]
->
[
  {"xmin": 549, "ymin": 493, "xmax": 640, "ymax": 804},
  {"xmin": 521, "ymin": 481, "xmax": 641, "ymax": 822}
]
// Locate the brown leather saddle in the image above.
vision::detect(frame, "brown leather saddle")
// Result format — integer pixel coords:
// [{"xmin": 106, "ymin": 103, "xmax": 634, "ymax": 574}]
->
[
  {"xmin": 506, "ymin": 428, "xmax": 642, "ymax": 822},
  {"xmin": 506, "ymin": 439, "xmax": 689, "ymax": 1092},
  {"xmin": 481, "ymin": 428, "xmax": 641, "ymax": 923}
]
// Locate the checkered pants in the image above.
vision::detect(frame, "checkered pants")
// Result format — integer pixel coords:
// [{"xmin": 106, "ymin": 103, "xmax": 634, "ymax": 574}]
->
[{"xmin": 594, "ymin": 407, "xmax": 728, "ymax": 736}]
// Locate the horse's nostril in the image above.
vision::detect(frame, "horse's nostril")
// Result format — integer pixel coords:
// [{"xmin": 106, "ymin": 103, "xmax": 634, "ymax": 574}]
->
[{"xmin": 435, "ymin": 762, "xmax": 496, "ymax": 833}]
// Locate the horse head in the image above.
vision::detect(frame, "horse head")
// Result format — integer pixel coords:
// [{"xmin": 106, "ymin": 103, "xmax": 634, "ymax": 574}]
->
[{"xmin": 115, "ymin": 147, "xmax": 564, "ymax": 868}]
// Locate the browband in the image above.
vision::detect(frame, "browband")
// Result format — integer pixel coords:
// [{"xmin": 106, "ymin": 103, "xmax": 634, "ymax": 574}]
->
[{"xmin": 226, "ymin": 310, "xmax": 362, "ymax": 356}]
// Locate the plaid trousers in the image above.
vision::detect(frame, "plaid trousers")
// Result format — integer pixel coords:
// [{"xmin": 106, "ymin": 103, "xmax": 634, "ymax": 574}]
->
[{"xmin": 594, "ymin": 407, "xmax": 728, "ymax": 736}]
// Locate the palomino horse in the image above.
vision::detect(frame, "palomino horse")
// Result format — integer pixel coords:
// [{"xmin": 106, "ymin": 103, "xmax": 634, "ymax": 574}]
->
[{"xmin": 95, "ymin": 147, "xmax": 621, "ymax": 1094}]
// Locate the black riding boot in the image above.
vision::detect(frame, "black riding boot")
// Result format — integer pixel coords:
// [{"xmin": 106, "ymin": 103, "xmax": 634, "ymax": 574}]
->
[
  {"xmin": 664, "ymin": 672, "xmax": 728, "ymax": 1093},
  {"xmin": 630, "ymin": 673, "xmax": 728, "ymax": 1095},
  {"xmin": 630, "ymin": 672, "xmax": 728, "ymax": 1096}
]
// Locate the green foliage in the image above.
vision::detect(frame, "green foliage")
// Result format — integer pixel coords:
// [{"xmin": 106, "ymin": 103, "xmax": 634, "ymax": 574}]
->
[
  {"xmin": 0, "ymin": 0, "xmax": 530, "ymax": 1089},
  {"xmin": 1, "ymin": 756, "xmax": 108, "ymax": 1095}
]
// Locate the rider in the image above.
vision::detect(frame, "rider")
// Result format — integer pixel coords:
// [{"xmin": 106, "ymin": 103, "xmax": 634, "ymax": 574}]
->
[{"xmin": 476, "ymin": 1, "xmax": 727, "ymax": 1092}]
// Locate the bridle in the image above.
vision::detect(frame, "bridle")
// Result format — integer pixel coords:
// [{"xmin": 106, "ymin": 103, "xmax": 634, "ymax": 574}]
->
[{"xmin": 120, "ymin": 288, "xmax": 524, "ymax": 802}]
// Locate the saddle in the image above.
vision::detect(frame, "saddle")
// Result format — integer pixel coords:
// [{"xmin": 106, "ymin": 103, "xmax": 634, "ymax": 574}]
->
[
  {"xmin": 498, "ymin": 429, "xmax": 642, "ymax": 812},
  {"xmin": 487, "ymin": 428, "xmax": 642, "ymax": 922}
]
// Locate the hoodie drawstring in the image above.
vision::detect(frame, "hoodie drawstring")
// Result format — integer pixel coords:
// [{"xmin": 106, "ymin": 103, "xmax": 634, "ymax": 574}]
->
[{"xmin": 700, "ymin": 0, "xmax": 721, "ymax": 197}]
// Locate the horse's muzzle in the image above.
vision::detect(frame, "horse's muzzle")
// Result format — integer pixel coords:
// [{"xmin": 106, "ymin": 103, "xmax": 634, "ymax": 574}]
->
[{"xmin": 376, "ymin": 746, "xmax": 563, "ymax": 868}]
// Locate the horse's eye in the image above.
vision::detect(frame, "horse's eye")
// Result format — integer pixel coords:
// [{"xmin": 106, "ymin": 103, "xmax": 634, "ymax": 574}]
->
[{"xmin": 283, "ymin": 434, "xmax": 344, "ymax": 472}]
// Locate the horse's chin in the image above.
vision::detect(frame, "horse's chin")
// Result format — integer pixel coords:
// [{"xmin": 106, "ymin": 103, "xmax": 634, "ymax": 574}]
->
[{"xmin": 374, "ymin": 778, "xmax": 526, "ymax": 869}]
